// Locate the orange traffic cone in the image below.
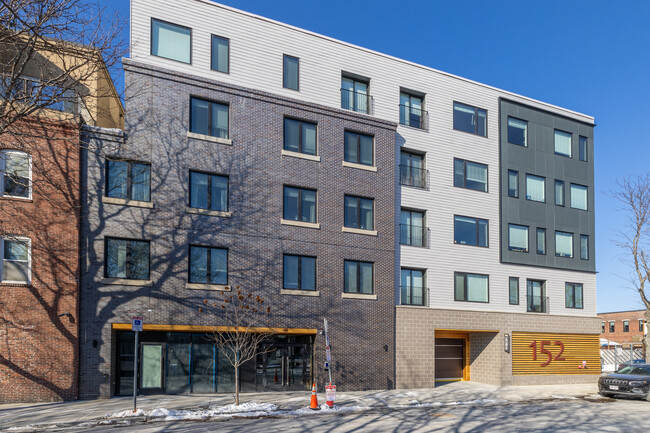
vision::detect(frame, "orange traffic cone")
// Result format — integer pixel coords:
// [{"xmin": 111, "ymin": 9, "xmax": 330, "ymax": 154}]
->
[{"xmin": 309, "ymin": 383, "xmax": 320, "ymax": 410}]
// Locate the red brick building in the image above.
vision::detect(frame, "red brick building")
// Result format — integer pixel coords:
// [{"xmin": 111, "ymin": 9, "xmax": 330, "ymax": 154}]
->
[{"xmin": 598, "ymin": 309, "xmax": 647, "ymax": 345}]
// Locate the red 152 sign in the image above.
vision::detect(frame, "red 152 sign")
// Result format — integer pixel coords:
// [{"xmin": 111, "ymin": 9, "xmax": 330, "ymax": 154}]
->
[{"xmin": 528, "ymin": 340, "xmax": 566, "ymax": 367}]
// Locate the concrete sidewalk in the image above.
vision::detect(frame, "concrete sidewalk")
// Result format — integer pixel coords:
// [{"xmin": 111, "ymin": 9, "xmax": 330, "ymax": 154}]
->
[{"xmin": 0, "ymin": 382, "xmax": 600, "ymax": 431}]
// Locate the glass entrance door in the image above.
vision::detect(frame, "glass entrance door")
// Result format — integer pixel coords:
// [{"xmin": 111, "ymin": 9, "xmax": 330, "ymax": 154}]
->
[
  {"xmin": 141, "ymin": 344, "xmax": 164, "ymax": 392},
  {"xmin": 167, "ymin": 340, "xmax": 191, "ymax": 394},
  {"xmin": 256, "ymin": 344, "xmax": 311, "ymax": 392},
  {"xmin": 191, "ymin": 343, "xmax": 215, "ymax": 393}
]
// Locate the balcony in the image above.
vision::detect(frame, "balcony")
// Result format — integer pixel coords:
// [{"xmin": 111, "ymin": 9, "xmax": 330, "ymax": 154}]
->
[
  {"xmin": 399, "ymin": 224, "xmax": 429, "ymax": 248},
  {"xmin": 399, "ymin": 165, "xmax": 429, "ymax": 189},
  {"xmin": 400, "ymin": 285, "xmax": 428, "ymax": 306},
  {"xmin": 341, "ymin": 88, "xmax": 372, "ymax": 115},
  {"xmin": 399, "ymin": 104, "xmax": 427, "ymax": 129},
  {"xmin": 527, "ymin": 295, "xmax": 549, "ymax": 313}
]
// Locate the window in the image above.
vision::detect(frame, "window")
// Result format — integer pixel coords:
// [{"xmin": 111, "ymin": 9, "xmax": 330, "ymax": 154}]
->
[
  {"xmin": 527, "ymin": 280, "xmax": 546, "ymax": 313},
  {"xmin": 454, "ymin": 272, "xmax": 489, "ymax": 303},
  {"xmin": 640, "ymin": 319, "xmax": 645, "ymax": 332},
  {"xmin": 400, "ymin": 209, "xmax": 425, "ymax": 247},
  {"xmin": 399, "ymin": 92, "xmax": 424, "ymax": 129},
  {"xmin": 344, "ymin": 131, "xmax": 373, "ymax": 166},
  {"xmin": 151, "ymin": 19, "xmax": 191, "ymax": 63},
  {"xmin": 341, "ymin": 76, "xmax": 369, "ymax": 114},
  {"xmin": 106, "ymin": 160, "xmax": 151, "ymax": 202},
  {"xmin": 507, "ymin": 117, "xmax": 527, "ymax": 146},
  {"xmin": 570, "ymin": 184, "xmax": 588, "ymax": 210},
  {"xmin": 453, "ymin": 158, "xmax": 487, "ymax": 192},
  {"xmin": 283, "ymin": 186, "xmax": 316, "ymax": 223},
  {"xmin": 189, "ymin": 246, "xmax": 227, "ymax": 285},
  {"xmin": 623, "ymin": 320, "xmax": 630, "ymax": 332},
  {"xmin": 580, "ymin": 235, "xmax": 589, "ymax": 260},
  {"xmin": 454, "ymin": 215, "xmax": 488, "ymax": 247},
  {"xmin": 554, "ymin": 130, "xmax": 572, "ymax": 157},
  {"xmin": 508, "ymin": 224, "xmax": 528, "ymax": 252},
  {"xmin": 602, "ymin": 322, "xmax": 605, "ymax": 333},
  {"xmin": 508, "ymin": 170, "xmax": 518, "ymax": 198},
  {"xmin": 453, "ymin": 102, "xmax": 487, "ymax": 136},
  {"xmin": 345, "ymin": 195, "xmax": 374, "ymax": 230},
  {"xmin": 555, "ymin": 231, "xmax": 573, "ymax": 258},
  {"xmin": 400, "ymin": 151, "xmax": 426, "ymax": 189},
  {"xmin": 509, "ymin": 277, "xmax": 519, "ymax": 305},
  {"xmin": 283, "ymin": 254, "xmax": 316, "ymax": 291},
  {"xmin": 189, "ymin": 171, "xmax": 228, "ymax": 211},
  {"xmin": 283, "ymin": 55, "xmax": 299, "ymax": 90},
  {"xmin": 0, "ymin": 150, "xmax": 30, "ymax": 198},
  {"xmin": 536, "ymin": 228, "xmax": 546, "ymax": 255},
  {"xmin": 105, "ymin": 238, "xmax": 150, "ymax": 280},
  {"xmin": 1, "ymin": 237, "xmax": 30, "ymax": 283},
  {"xmin": 284, "ymin": 118, "xmax": 317, "ymax": 156},
  {"xmin": 555, "ymin": 180, "xmax": 565, "ymax": 206},
  {"xmin": 609, "ymin": 321, "xmax": 615, "ymax": 332},
  {"xmin": 344, "ymin": 260, "xmax": 373, "ymax": 294},
  {"xmin": 526, "ymin": 174, "xmax": 545, "ymax": 202},
  {"xmin": 190, "ymin": 97, "xmax": 229, "ymax": 139},
  {"xmin": 579, "ymin": 136, "xmax": 588, "ymax": 162},
  {"xmin": 565, "ymin": 282, "xmax": 583, "ymax": 309},
  {"xmin": 211, "ymin": 35, "xmax": 229, "ymax": 73},
  {"xmin": 401, "ymin": 268, "xmax": 425, "ymax": 306}
]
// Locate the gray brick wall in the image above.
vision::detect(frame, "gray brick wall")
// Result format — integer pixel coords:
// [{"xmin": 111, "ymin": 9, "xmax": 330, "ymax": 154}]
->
[{"xmin": 79, "ymin": 59, "xmax": 397, "ymax": 398}]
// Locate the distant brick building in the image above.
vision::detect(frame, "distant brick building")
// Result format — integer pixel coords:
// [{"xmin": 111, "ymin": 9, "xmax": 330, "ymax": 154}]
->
[{"xmin": 599, "ymin": 310, "xmax": 647, "ymax": 345}]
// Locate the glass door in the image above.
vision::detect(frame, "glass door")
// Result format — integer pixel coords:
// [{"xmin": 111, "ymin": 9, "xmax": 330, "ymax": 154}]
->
[
  {"xmin": 191, "ymin": 344, "xmax": 215, "ymax": 393},
  {"xmin": 167, "ymin": 340, "xmax": 191, "ymax": 394},
  {"xmin": 285, "ymin": 344, "xmax": 310, "ymax": 391},
  {"xmin": 141, "ymin": 343, "xmax": 164, "ymax": 392}
]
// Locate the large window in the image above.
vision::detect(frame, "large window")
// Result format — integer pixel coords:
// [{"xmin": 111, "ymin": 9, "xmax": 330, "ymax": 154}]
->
[
  {"xmin": 283, "ymin": 186, "xmax": 316, "ymax": 223},
  {"xmin": 344, "ymin": 131, "xmax": 373, "ymax": 166},
  {"xmin": 580, "ymin": 235, "xmax": 589, "ymax": 260},
  {"xmin": 189, "ymin": 246, "xmax": 227, "ymax": 285},
  {"xmin": 211, "ymin": 35, "xmax": 229, "ymax": 73},
  {"xmin": 454, "ymin": 272, "xmax": 489, "ymax": 303},
  {"xmin": 555, "ymin": 231, "xmax": 573, "ymax": 258},
  {"xmin": 190, "ymin": 97, "xmax": 229, "ymax": 139},
  {"xmin": 565, "ymin": 282, "xmax": 583, "ymax": 309},
  {"xmin": 341, "ymin": 76, "xmax": 369, "ymax": 114},
  {"xmin": 509, "ymin": 277, "xmax": 519, "ymax": 305},
  {"xmin": 283, "ymin": 254, "xmax": 316, "ymax": 291},
  {"xmin": 454, "ymin": 215, "xmax": 488, "ymax": 247},
  {"xmin": 399, "ymin": 92, "xmax": 424, "ymax": 129},
  {"xmin": 453, "ymin": 102, "xmax": 487, "ymax": 136},
  {"xmin": 507, "ymin": 117, "xmax": 527, "ymax": 146},
  {"xmin": 1, "ymin": 237, "xmax": 30, "ymax": 283},
  {"xmin": 189, "ymin": 171, "xmax": 228, "ymax": 212},
  {"xmin": 151, "ymin": 19, "xmax": 191, "ymax": 64},
  {"xmin": 344, "ymin": 195, "xmax": 373, "ymax": 230},
  {"xmin": 105, "ymin": 238, "xmax": 150, "ymax": 280},
  {"xmin": 284, "ymin": 118, "xmax": 316, "ymax": 156},
  {"xmin": 0, "ymin": 150, "xmax": 30, "ymax": 198},
  {"xmin": 579, "ymin": 136, "xmax": 588, "ymax": 162},
  {"xmin": 536, "ymin": 228, "xmax": 546, "ymax": 255},
  {"xmin": 401, "ymin": 268, "xmax": 425, "ymax": 306},
  {"xmin": 508, "ymin": 170, "xmax": 518, "ymax": 198},
  {"xmin": 344, "ymin": 260, "xmax": 373, "ymax": 294},
  {"xmin": 400, "ymin": 151, "xmax": 426, "ymax": 189},
  {"xmin": 508, "ymin": 224, "xmax": 528, "ymax": 252},
  {"xmin": 283, "ymin": 55, "xmax": 299, "ymax": 90},
  {"xmin": 527, "ymin": 280, "xmax": 546, "ymax": 313},
  {"xmin": 570, "ymin": 184, "xmax": 588, "ymax": 210},
  {"xmin": 555, "ymin": 180, "xmax": 565, "ymax": 206},
  {"xmin": 554, "ymin": 130, "xmax": 572, "ymax": 157},
  {"xmin": 400, "ymin": 209, "xmax": 425, "ymax": 247},
  {"xmin": 454, "ymin": 158, "xmax": 487, "ymax": 192},
  {"xmin": 106, "ymin": 160, "xmax": 151, "ymax": 202},
  {"xmin": 526, "ymin": 174, "xmax": 545, "ymax": 202}
]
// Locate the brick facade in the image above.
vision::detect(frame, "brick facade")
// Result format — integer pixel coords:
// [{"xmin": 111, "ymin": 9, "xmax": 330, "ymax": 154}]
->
[
  {"xmin": 0, "ymin": 118, "xmax": 80, "ymax": 402},
  {"xmin": 78, "ymin": 59, "xmax": 397, "ymax": 398},
  {"xmin": 599, "ymin": 310, "xmax": 647, "ymax": 345}
]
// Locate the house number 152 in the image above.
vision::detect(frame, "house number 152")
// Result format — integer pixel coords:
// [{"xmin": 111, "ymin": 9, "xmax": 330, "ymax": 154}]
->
[{"xmin": 528, "ymin": 340, "xmax": 566, "ymax": 367}]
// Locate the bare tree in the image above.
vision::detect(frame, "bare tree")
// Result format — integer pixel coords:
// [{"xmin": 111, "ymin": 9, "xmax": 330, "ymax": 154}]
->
[{"xmin": 201, "ymin": 288, "xmax": 275, "ymax": 405}]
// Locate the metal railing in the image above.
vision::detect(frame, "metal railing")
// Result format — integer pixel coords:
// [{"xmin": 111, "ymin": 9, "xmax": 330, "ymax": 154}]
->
[
  {"xmin": 399, "ymin": 224, "xmax": 429, "ymax": 248},
  {"xmin": 399, "ymin": 165, "xmax": 429, "ymax": 189},
  {"xmin": 341, "ymin": 88, "xmax": 373, "ymax": 115},
  {"xmin": 400, "ymin": 286, "xmax": 428, "ymax": 306},
  {"xmin": 527, "ymin": 295, "xmax": 549, "ymax": 313},
  {"xmin": 399, "ymin": 104, "xmax": 427, "ymax": 129}
]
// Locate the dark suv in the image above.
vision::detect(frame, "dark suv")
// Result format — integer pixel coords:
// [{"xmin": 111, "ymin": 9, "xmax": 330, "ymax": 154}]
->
[{"xmin": 599, "ymin": 364, "xmax": 650, "ymax": 399}]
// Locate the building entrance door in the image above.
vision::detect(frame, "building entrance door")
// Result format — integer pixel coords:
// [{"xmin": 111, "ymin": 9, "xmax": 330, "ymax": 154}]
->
[
  {"xmin": 257, "ymin": 343, "xmax": 311, "ymax": 391},
  {"xmin": 435, "ymin": 337, "xmax": 466, "ymax": 385},
  {"xmin": 140, "ymin": 343, "xmax": 164, "ymax": 393}
]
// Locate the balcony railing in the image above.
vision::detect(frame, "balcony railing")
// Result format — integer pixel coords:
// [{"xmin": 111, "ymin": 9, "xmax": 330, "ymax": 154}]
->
[
  {"xmin": 400, "ymin": 286, "xmax": 428, "ymax": 306},
  {"xmin": 527, "ymin": 295, "xmax": 549, "ymax": 313},
  {"xmin": 341, "ymin": 88, "xmax": 373, "ymax": 115},
  {"xmin": 399, "ymin": 104, "xmax": 427, "ymax": 129},
  {"xmin": 399, "ymin": 165, "xmax": 429, "ymax": 190},
  {"xmin": 399, "ymin": 224, "xmax": 429, "ymax": 248}
]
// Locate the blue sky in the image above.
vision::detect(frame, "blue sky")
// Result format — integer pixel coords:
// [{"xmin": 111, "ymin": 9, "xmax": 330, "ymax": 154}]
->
[{"xmin": 101, "ymin": 0, "xmax": 650, "ymax": 313}]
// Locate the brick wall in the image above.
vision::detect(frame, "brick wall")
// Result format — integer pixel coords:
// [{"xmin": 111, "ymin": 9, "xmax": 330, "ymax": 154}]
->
[
  {"xmin": 598, "ymin": 310, "xmax": 646, "ymax": 345},
  {"xmin": 0, "ymin": 118, "xmax": 80, "ymax": 402}
]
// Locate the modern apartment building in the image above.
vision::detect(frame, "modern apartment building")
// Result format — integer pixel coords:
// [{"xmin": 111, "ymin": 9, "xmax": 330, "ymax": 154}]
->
[{"xmin": 77, "ymin": 0, "xmax": 600, "ymax": 398}]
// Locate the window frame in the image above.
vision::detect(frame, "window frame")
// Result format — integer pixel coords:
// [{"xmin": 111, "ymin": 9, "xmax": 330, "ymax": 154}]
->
[
  {"xmin": 454, "ymin": 272, "xmax": 489, "ymax": 303},
  {"xmin": 105, "ymin": 159, "xmax": 152, "ymax": 202},
  {"xmin": 344, "ymin": 130, "xmax": 374, "ymax": 167},
  {"xmin": 344, "ymin": 194, "xmax": 374, "ymax": 231},
  {"xmin": 0, "ymin": 149, "xmax": 32, "ymax": 199},
  {"xmin": 283, "ymin": 117, "xmax": 318, "ymax": 156},
  {"xmin": 343, "ymin": 260, "xmax": 374, "ymax": 294},
  {"xmin": 399, "ymin": 150, "xmax": 426, "ymax": 189},
  {"xmin": 399, "ymin": 91, "xmax": 425, "ymax": 129},
  {"xmin": 609, "ymin": 321, "xmax": 615, "ymax": 333},
  {"xmin": 283, "ymin": 185, "xmax": 317, "ymax": 223},
  {"xmin": 453, "ymin": 215, "xmax": 488, "ymax": 248},
  {"xmin": 400, "ymin": 208, "xmax": 426, "ymax": 247},
  {"xmin": 555, "ymin": 231, "xmax": 574, "ymax": 258},
  {"xmin": 507, "ymin": 116, "xmax": 528, "ymax": 147},
  {"xmin": 282, "ymin": 54, "xmax": 300, "ymax": 91},
  {"xmin": 189, "ymin": 96, "xmax": 230, "ymax": 139},
  {"xmin": 508, "ymin": 224, "xmax": 529, "ymax": 253},
  {"xmin": 283, "ymin": 254, "xmax": 317, "ymax": 291},
  {"xmin": 602, "ymin": 321, "xmax": 605, "ymax": 333},
  {"xmin": 210, "ymin": 34, "xmax": 230, "ymax": 74},
  {"xmin": 536, "ymin": 228, "xmax": 546, "ymax": 255},
  {"xmin": 580, "ymin": 235, "xmax": 589, "ymax": 260},
  {"xmin": 509, "ymin": 276, "xmax": 520, "ymax": 305},
  {"xmin": 452, "ymin": 101, "xmax": 488, "ymax": 137},
  {"xmin": 570, "ymin": 183, "xmax": 588, "ymax": 211},
  {"xmin": 188, "ymin": 245, "xmax": 228, "ymax": 285},
  {"xmin": 525, "ymin": 174, "xmax": 546, "ymax": 203},
  {"xmin": 104, "ymin": 237, "xmax": 151, "ymax": 280},
  {"xmin": 340, "ymin": 75, "xmax": 370, "ymax": 114},
  {"xmin": 453, "ymin": 158, "xmax": 488, "ymax": 193},
  {"xmin": 554, "ymin": 179, "xmax": 565, "ymax": 206},
  {"xmin": 150, "ymin": 18, "xmax": 192, "ymax": 64},
  {"xmin": 579, "ymin": 136, "xmax": 588, "ymax": 162},
  {"xmin": 508, "ymin": 169, "xmax": 519, "ymax": 198},
  {"xmin": 554, "ymin": 129, "xmax": 572, "ymax": 158},
  {"xmin": 565, "ymin": 282, "xmax": 583, "ymax": 309},
  {"xmin": 0, "ymin": 236, "xmax": 32, "ymax": 284},
  {"xmin": 188, "ymin": 170, "xmax": 229, "ymax": 211},
  {"xmin": 623, "ymin": 320, "xmax": 630, "ymax": 333},
  {"xmin": 640, "ymin": 319, "xmax": 645, "ymax": 333}
]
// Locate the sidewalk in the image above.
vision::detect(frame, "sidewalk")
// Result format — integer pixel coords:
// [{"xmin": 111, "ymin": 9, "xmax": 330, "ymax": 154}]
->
[{"xmin": 0, "ymin": 382, "xmax": 599, "ymax": 431}]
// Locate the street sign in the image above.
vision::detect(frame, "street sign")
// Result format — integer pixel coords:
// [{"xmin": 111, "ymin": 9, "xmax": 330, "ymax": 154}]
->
[
  {"xmin": 504, "ymin": 333, "xmax": 510, "ymax": 353},
  {"xmin": 132, "ymin": 317, "xmax": 143, "ymax": 332},
  {"xmin": 325, "ymin": 384, "xmax": 336, "ymax": 408},
  {"xmin": 324, "ymin": 361, "xmax": 329, "ymax": 370},
  {"xmin": 325, "ymin": 345, "xmax": 332, "ymax": 362}
]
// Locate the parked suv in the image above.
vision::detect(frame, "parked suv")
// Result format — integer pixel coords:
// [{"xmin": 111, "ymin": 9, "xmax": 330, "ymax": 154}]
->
[{"xmin": 599, "ymin": 364, "xmax": 650, "ymax": 399}]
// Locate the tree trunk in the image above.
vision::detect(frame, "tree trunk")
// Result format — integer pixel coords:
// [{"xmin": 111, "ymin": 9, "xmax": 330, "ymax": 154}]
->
[{"xmin": 235, "ymin": 362, "xmax": 240, "ymax": 405}]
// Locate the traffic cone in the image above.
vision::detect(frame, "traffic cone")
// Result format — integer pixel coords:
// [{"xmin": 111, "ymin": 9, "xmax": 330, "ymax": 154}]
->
[{"xmin": 309, "ymin": 383, "xmax": 320, "ymax": 410}]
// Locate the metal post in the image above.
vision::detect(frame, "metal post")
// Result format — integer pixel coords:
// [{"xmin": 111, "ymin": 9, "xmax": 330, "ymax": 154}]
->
[
  {"xmin": 133, "ymin": 330, "xmax": 139, "ymax": 412},
  {"xmin": 614, "ymin": 345, "xmax": 618, "ymax": 369},
  {"xmin": 630, "ymin": 343, "xmax": 634, "ymax": 363},
  {"xmin": 324, "ymin": 319, "xmax": 332, "ymax": 385}
]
